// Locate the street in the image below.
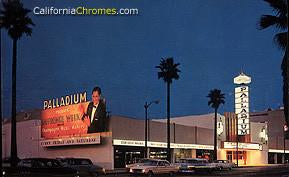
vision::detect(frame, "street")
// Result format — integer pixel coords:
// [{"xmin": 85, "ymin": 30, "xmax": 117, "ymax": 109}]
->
[{"xmin": 105, "ymin": 165, "xmax": 289, "ymax": 177}]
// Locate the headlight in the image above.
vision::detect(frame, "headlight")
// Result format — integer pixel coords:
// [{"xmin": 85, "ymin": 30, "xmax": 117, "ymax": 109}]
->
[
  {"xmin": 142, "ymin": 169, "xmax": 145, "ymax": 173},
  {"xmin": 129, "ymin": 169, "xmax": 133, "ymax": 173},
  {"xmin": 125, "ymin": 165, "xmax": 128, "ymax": 168},
  {"xmin": 74, "ymin": 171, "xmax": 80, "ymax": 177},
  {"xmin": 3, "ymin": 171, "xmax": 6, "ymax": 176},
  {"xmin": 102, "ymin": 168, "xmax": 106, "ymax": 173}
]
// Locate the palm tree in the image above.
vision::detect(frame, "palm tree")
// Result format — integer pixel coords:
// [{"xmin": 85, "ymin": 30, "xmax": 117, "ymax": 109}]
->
[
  {"xmin": 258, "ymin": 0, "xmax": 288, "ymax": 126},
  {"xmin": 0, "ymin": 25, "xmax": 2, "ymax": 164},
  {"xmin": 0, "ymin": 0, "xmax": 34, "ymax": 167},
  {"xmin": 156, "ymin": 57, "xmax": 180, "ymax": 162},
  {"xmin": 207, "ymin": 89, "xmax": 225, "ymax": 161}
]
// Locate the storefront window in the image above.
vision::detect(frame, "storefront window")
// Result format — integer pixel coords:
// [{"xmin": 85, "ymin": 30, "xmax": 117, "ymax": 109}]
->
[
  {"xmin": 174, "ymin": 149, "xmax": 192, "ymax": 162},
  {"xmin": 277, "ymin": 153, "xmax": 283, "ymax": 164},
  {"xmin": 149, "ymin": 148, "xmax": 168, "ymax": 160},
  {"xmin": 196, "ymin": 149, "xmax": 213, "ymax": 161},
  {"xmin": 114, "ymin": 146, "xmax": 144, "ymax": 168},
  {"xmin": 268, "ymin": 152, "xmax": 275, "ymax": 164}
]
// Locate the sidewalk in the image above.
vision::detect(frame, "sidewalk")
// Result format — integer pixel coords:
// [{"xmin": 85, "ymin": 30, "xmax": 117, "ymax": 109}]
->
[
  {"xmin": 105, "ymin": 164, "xmax": 289, "ymax": 174},
  {"xmin": 105, "ymin": 168, "xmax": 127, "ymax": 174},
  {"xmin": 236, "ymin": 163, "xmax": 289, "ymax": 168}
]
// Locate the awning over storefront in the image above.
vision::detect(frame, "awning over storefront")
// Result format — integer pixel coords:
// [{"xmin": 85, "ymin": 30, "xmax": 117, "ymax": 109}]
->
[
  {"xmin": 222, "ymin": 141, "xmax": 262, "ymax": 150},
  {"xmin": 113, "ymin": 139, "xmax": 214, "ymax": 150}
]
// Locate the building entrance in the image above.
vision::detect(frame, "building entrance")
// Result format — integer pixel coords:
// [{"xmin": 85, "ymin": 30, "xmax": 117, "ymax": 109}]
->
[{"xmin": 226, "ymin": 150, "xmax": 247, "ymax": 165}]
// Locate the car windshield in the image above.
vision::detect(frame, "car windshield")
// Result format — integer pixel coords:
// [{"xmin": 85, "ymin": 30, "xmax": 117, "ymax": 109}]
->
[
  {"xmin": 138, "ymin": 159, "xmax": 151, "ymax": 163},
  {"xmin": 44, "ymin": 160, "xmax": 62, "ymax": 167},
  {"xmin": 31, "ymin": 159, "xmax": 62, "ymax": 168},
  {"xmin": 142, "ymin": 160, "xmax": 158, "ymax": 166},
  {"xmin": 74, "ymin": 159, "xmax": 93, "ymax": 165},
  {"xmin": 178, "ymin": 159, "xmax": 186, "ymax": 163},
  {"xmin": 178, "ymin": 159, "xmax": 199, "ymax": 163}
]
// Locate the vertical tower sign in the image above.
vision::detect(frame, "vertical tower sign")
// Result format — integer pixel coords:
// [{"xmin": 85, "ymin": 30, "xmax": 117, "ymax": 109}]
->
[{"xmin": 234, "ymin": 72, "xmax": 251, "ymax": 135}]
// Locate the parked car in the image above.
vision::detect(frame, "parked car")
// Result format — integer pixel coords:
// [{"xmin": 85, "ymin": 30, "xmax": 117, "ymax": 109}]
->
[
  {"xmin": 3, "ymin": 158, "xmax": 79, "ymax": 177},
  {"xmin": 129, "ymin": 159, "xmax": 178, "ymax": 176},
  {"xmin": 175, "ymin": 158, "xmax": 215, "ymax": 174},
  {"xmin": 2, "ymin": 157, "xmax": 21, "ymax": 167},
  {"xmin": 57, "ymin": 158, "xmax": 105, "ymax": 177},
  {"xmin": 211, "ymin": 160, "xmax": 235, "ymax": 170},
  {"xmin": 125, "ymin": 158, "xmax": 152, "ymax": 169}
]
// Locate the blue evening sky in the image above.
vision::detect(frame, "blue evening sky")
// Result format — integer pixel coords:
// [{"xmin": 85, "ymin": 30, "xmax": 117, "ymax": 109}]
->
[{"xmin": 2, "ymin": 0, "xmax": 284, "ymax": 119}]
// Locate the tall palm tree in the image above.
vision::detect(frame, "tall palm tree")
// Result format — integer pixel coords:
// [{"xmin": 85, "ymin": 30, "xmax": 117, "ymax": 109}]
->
[
  {"xmin": 156, "ymin": 57, "xmax": 180, "ymax": 162},
  {"xmin": 258, "ymin": 0, "xmax": 288, "ymax": 126},
  {"xmin": 207, "ymin": 89, "xmax": 225, "ymax": 161},
  {"xmin": 0, "ymin": 0, "xmax": 34, "ymax": 167},
  {"xmin": 0, "ymin": 24, "xmax": 2, "ymax": 164}
]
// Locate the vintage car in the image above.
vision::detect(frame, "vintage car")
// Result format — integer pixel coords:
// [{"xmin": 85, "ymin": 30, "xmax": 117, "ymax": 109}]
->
[
  {"xmin": 129, "ymin": 159, "xmax": 178, "ymax": 176},
  {"xmin": 57, "ymin": 158, "xmax": 106, "ymax": 177},
  {"xmin": 126, "ymin": 158, "xmax": 152, "ymax": 169},
  {"xmin": 211, "ymin": 160, "xmax": 235, "ymax": 170},
  {"xmin": 176, "ymin": 158, "xmax": 215, "ymax": 173},
  {"xmin": 3, "ymin": 158, "xmax": 79, "ymax": 177}
]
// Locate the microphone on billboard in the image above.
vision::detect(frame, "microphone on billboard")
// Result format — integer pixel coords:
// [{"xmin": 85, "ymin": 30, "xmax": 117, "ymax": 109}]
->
[{"xmin": 81, "ymin": 113, "xmax": 88, "ymax": 121}]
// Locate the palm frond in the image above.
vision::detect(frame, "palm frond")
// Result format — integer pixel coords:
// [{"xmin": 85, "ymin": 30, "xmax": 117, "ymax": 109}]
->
[
  {"xmin": 259, "ymin": 15, "xmax": 287, "ymax": 30},
  {"xmin": 207, "ymin": 89, "xmax": 225, "ymax": 109},
  {"xmin": 156, "ymin": 57, "xmax": 181, "ymax": 84},
  {"xmin": 259, "ymin": 0, "xmax": 288, "ymax": 52},
  {"xmin": 264, "ymin": 0, "xmax": 287, "ymax": 16},
  {"xmin": 274, "ymin": 32, "xmax": 287, "ymax": 50},
  {"xmin": 0, "ymin": 0, "xmax": 34, "ymax": 39}
]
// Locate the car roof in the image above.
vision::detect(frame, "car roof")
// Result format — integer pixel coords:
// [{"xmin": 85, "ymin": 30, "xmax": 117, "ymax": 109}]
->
[
  {"xmin": 23, "ymin": 158, "xmax": 57, "ymax": 161},
  {"xmin": 57, "ymin": 158, "xmax": 90, "ymax": 160},
  {"xmin": 141, "ymin": 159, "xmax": 169, "ymax": 162},
  {"xmin": 180, "ymin": 158, "xmax": 207, "ymax": 161}
]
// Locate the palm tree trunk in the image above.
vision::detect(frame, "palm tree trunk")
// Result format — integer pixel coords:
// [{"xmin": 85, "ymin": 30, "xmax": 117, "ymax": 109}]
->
[
  {"xmin": 0, "ymin": 29, "xmax": 2, "ymax": 162},
  {"xmin": 167, "ymin": 82, "xmax": 171, "ymax": 162},
  {"xmin": 11, "ymin": 38, "xmax": 18, "ymax": 167},
  {"xmin": 214, "ymin": 108, "xmax": 217, "ymax": 160},
  {"xmin": 282, "ymin": 50, "xmax": 289, "ymax": 127}
]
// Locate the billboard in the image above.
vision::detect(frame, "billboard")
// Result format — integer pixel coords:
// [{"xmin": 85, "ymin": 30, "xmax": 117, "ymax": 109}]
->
[{"xmin": 41, "ymin": 88, "xmax": 109, "ymax": 140}]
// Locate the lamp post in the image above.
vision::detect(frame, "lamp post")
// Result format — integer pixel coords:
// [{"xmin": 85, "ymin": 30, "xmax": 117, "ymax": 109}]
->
[
  {"xmin": 284, "ymin": 124, "xmax": 288, "ymax": 164},
  {"xmin": 236, "ymin": 116, "xmax": 239, "ymax": 167},
  {"xmin": 144, "ymin": 100, "xmax": 159, "ymax": 158}
]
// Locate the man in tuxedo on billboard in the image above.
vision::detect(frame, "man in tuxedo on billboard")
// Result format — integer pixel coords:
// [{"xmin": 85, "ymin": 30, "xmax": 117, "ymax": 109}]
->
[{"xmin": 83, "ymin": 86, "xmax": 107, "ymax": 133}]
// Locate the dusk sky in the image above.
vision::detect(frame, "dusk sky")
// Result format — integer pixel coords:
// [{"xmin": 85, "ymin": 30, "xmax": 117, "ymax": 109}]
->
[{"xmin": 2, "ymin": 0, "xmax": 284, "ymax": 119}]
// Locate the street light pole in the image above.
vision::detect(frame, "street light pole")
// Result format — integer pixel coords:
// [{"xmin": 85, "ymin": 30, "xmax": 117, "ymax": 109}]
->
[
  {"xmin": 144, "ymin": 102, "xmax": 148, "ymax": 158},
  {"xmin": 144, "ymin": 100, "xmax": 159, "ymax": 158},
  {"xmin": 284, "ymin": 124, "xmax": 288, "ymax": 164},
  {"xmin": 236, "ymin": 114, "xmax": 239, "ymax": 167}
]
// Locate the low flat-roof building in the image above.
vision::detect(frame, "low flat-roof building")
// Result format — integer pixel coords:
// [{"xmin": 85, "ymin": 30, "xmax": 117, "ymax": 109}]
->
[{"xmin": 2, "ymin": 109, "xmax": 288, "ymax": 169}]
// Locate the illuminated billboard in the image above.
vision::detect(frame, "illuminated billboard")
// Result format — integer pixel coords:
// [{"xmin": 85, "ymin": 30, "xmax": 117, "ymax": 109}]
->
[{"xmin": 41, "ymin": 87, "xmax": 109, "ymax": 140}]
